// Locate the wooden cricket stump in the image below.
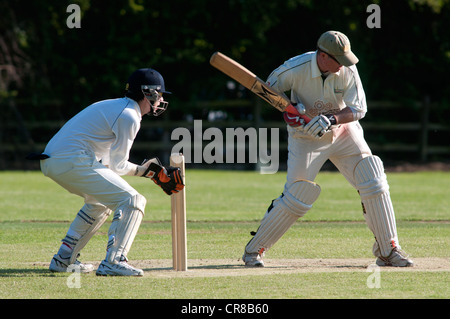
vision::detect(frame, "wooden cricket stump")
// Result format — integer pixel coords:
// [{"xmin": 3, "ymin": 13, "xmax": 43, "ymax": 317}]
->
[{"xmin": 170, "ymin": 153, "xmax": 187, "ymax": 271}]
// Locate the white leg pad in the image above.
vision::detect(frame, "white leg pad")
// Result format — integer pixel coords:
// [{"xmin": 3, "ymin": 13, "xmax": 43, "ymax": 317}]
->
[
  {"xmin": 105, "ymin": 194, "xmax": 146, "ymax": 264},
  {"xmin": 245, "ymin": 180, "xmax": 321, "ymax": 254},
  {"xmin": 355, "ymin": 156, "xmax": 400, "ymax": 257},
  {"xmin": 66, "ymin": 203, "xmax": 112, "ymax": 264}
]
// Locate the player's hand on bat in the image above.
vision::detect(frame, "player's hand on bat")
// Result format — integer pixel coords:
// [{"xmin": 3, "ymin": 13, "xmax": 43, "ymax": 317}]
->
[
  {"xmin": 304, "ymin": 115, "xmax": 332, "ymax": 139},
  {"xmin": 283, "ymin": 112, "xmax": 306, "ymax": 128},
  {"xmin": 141, "ymin": 158, "xmax": 185, "ymax": 195},
  {"xmin": 292, "ymin": 103, "xmax": 306, "ymax": 115}
]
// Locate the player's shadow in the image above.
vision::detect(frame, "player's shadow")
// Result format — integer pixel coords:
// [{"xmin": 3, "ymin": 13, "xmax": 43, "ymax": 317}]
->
[
  {"xmin": 0, "ymin": 268, "xmax": 57, "ymax": 277},
  {"xmin": 144, "ymin": 263, "xmax": 244, "ymax": 272},
  {"xmin": 188, "ymin": 263, "xmax": 244, "ymax": 270}
]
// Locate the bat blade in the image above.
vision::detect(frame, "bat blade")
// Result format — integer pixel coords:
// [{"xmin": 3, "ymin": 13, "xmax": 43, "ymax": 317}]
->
[
  {"xmin": 209, "ymin": 52, "xmax": 258, "ymax": 90},
  {"xmin": 210, "ymin": 52, "xmax": 309, "ymax": 121}
]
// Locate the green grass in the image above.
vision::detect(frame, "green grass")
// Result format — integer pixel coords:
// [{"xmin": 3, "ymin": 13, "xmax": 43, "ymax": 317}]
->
[{"xmin": 0, "ymin": 170, "xmax": 449, "ymax": 300}]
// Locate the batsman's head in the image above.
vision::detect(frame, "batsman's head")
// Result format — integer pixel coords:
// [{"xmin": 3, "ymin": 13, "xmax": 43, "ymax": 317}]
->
[
  {"xmin": 317, "ymin": 31, "xmax": 358, "ymax": 67},
  {"xmin": 125, "ymin": 68, "xmax": 171, "ymax": 116}
]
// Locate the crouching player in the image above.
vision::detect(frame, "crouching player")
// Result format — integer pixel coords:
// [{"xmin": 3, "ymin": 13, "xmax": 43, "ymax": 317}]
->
[{"xmin": 40, "ymin": 68, "xmax": 184, "ymax": 276}]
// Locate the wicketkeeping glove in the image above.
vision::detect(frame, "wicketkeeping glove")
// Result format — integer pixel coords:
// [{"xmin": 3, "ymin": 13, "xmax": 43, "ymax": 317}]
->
[{"xmin": 141, "ymin": 158, "xmax": 185, "ymax": 195}]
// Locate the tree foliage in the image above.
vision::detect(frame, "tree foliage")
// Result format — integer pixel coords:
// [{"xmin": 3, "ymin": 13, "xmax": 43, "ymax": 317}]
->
[{"xmin": 1, "ymin": 0, "xmax": 449, "ymax": 120}]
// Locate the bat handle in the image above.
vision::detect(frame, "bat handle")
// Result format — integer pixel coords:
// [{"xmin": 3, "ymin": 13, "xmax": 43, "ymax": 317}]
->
[
  {"xmin": 285, "ymin": 104, "xmax": 323, "ymax": 137},
  {"xmin": 285, "ymin": 104, "xmax": 311, "ymax": 124}
]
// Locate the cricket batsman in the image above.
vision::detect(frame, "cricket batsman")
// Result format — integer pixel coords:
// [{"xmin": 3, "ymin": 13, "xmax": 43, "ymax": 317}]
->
[
  {"xmin": 242, "ymin": 31, "xmax": 413, "ymax": 267},
  {"xmin": 39, "ymin": 68, "xmax": 184, "ymax": 276}
]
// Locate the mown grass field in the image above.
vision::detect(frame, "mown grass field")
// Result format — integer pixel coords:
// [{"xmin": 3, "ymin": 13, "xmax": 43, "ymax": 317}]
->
[{"xmin": 0, "ymin": 170, "xmax": 448, "ymax": 302}]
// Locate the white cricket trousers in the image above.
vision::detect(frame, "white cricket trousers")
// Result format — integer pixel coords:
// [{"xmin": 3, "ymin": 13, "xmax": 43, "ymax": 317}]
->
[
  {"xmin": 40, "ymin": 150, "xmax": 139, "ymax": 211},
  {"xmin": 286, "ymin": 121, "xmax": 372, "ymax": 189},
  {"xmin": 41, "ymin": 150, "xmax": 145, "ymax": 264}
]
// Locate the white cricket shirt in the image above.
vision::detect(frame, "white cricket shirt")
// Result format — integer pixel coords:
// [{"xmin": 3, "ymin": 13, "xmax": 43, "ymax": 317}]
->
[
  {"xmin": 267, "ymin": 51, "xmax": 367, "ymax": 121},
  {"xmin": 44, "ymin": 97, "xmax": 141, "ymax": 175}
]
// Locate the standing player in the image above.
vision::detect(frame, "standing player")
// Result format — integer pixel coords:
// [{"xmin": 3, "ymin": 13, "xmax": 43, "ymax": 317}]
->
[
  {"xmin": 242, "ymin": 31, "xmax": 413, "ymax": 267},
  {"xmin": 41, "ymin": 68, "xmax": 184, "ymax": 276}
]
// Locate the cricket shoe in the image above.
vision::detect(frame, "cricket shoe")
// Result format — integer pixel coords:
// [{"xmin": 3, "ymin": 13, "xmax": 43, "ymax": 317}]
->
[
  {"xmin": 49, "ymin": 254, "xmax": 94, "ymax": 273},
  {"xmin": 242, "ymin": 251, "xmax": 265, "ymax": 267},
  {"xmin": 376, "ymin": 248, "xmax": 414, "ymax": 267},
  {"xmin": 96, "ymin": 257, "xmax": 144, "ymax": 276}
]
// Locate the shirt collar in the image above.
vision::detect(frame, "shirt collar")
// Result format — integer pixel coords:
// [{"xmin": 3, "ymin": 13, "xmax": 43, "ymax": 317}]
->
[
  {"xmin": 311, "ymin": 51, "xmax": 322, "ymax": 78},
  {"xmin": 125, "ymin": 97, "xmax": 142, "ymax": 118}
]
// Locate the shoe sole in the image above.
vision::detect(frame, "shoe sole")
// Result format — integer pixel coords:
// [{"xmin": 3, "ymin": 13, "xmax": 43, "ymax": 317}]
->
[
  {"xmin": 376, "ymin": 259, "xmax": 414, "ymax": 267},
  {"xmin": 96, "ymin": 263, "xmax": 144, "ymax": 276}
]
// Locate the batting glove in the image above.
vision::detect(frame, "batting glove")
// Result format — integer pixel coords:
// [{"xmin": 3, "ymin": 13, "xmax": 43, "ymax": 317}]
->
[
  {"xmin": 304, "ymin": 114, "xmax": 336, "ymax": 139},
  {"xmin": 283, "ymin": 112, "xmax": 306, "ymax": 128}
]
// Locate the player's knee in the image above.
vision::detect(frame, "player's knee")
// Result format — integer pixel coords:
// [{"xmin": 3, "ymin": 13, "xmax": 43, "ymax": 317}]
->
[
  {"xmin": 279, "ymin": 179, "xmax": 321, "ymax": 217},
  {"xmin": 354, "ymin": 155, "xmax": 389, "ymax": 200},
  {"xmin": 117, "ymin": 193, "xmax": 146, "ymax": 215}
]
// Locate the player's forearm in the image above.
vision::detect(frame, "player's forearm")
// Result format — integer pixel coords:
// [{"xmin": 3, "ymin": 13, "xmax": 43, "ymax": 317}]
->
[{"xmin": 333, "ymin": 107, "xmax": 358, "ymax": 124}]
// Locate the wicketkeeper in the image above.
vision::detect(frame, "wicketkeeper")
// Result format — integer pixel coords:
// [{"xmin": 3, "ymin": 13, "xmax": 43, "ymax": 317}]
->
[
  {"xmin": 40, "ymin": 68, "xmax": 184, "ymax": 276},
  {"xmin": 243, "ymin": 31, "xmax": 413, "ymax": 267}
]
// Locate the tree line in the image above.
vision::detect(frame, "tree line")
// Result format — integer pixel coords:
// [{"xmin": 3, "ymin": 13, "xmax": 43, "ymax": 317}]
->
[{"xmin": 1, "ymin": 0, "xmax": 449, "ymax": 123}]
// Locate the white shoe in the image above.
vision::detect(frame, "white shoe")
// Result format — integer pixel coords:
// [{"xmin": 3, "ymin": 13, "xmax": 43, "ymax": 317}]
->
[
  {"xmin": 242, "ymin": 251, "xmax": 265, "ymax": 267},
  {"xmin": 376, "ymin": 248, "xmax": 414, "ymax": 267},
  {"xmin": 96, "ymin": 258, "xmax": 144, "ymax": 276},
  {"xmin": 49, "ymin": 254, "xmax": 94, "ymax": 273}
]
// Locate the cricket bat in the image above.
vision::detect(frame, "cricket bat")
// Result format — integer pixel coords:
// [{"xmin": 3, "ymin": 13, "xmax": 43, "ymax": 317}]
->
[{"xmin": 210, "ymin": 52, "xmax": 311, "ymax": 122}]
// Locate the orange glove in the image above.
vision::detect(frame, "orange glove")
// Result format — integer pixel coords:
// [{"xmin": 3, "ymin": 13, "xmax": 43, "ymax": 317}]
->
[{"xmin": 142, "ymin": 159, "xmax": 184, "ymax": 195}]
